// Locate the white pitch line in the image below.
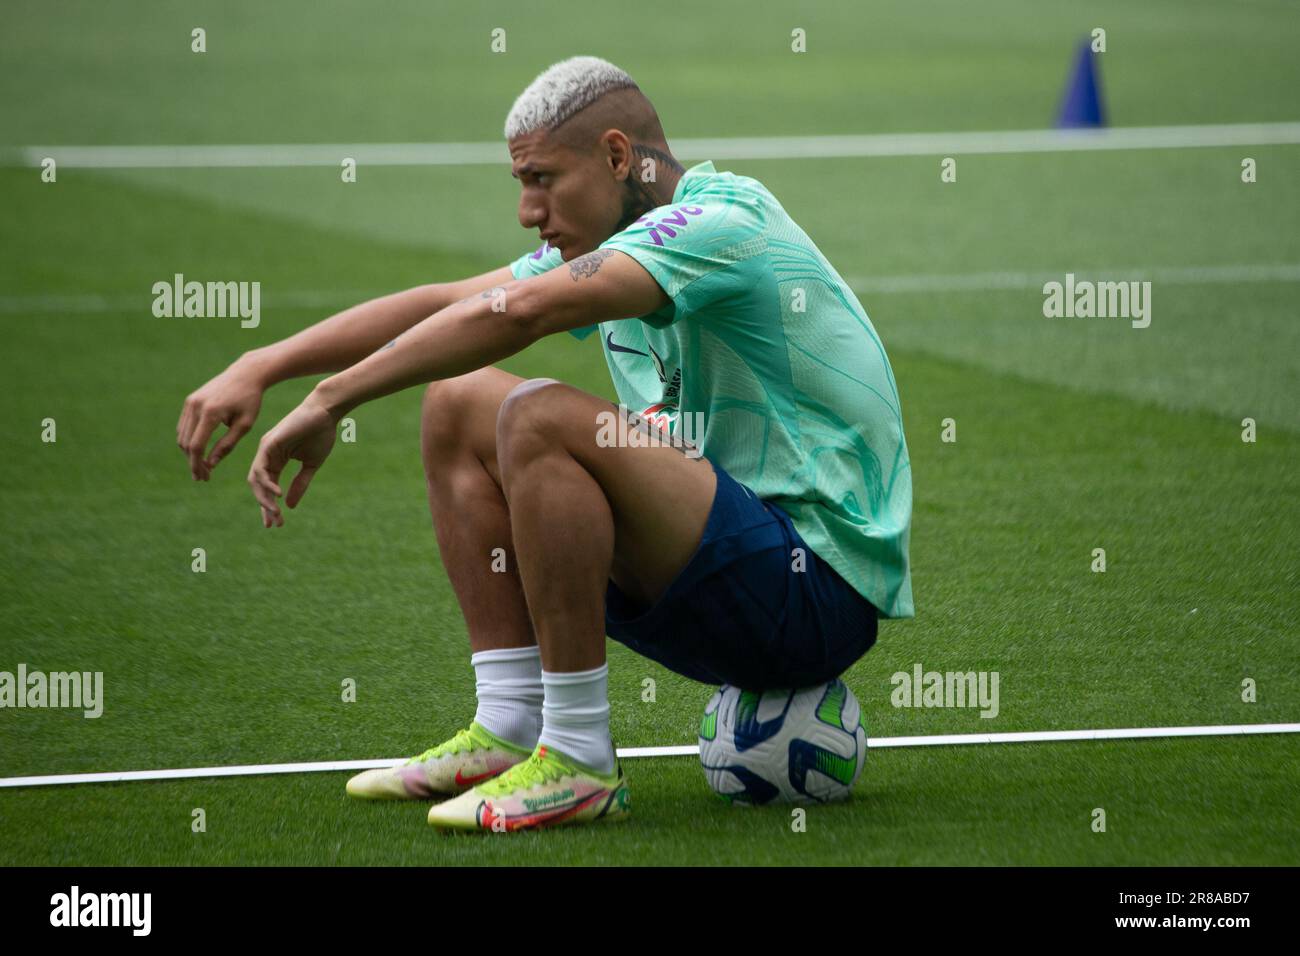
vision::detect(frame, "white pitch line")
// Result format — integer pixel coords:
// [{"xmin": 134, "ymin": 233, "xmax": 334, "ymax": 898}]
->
[
  {"xmin": 847, "ymin": 262, "xmax": 1300, "ymax": 294},
  {"xmin": 5, "ymin": 262, "xmax": 1300, "ymax": 317},
  {"xmin": 867, "ymin": 723, "xmax": 1300, "ymax": 749},
  {"xmin": 6, "ymin": 121, "xmax": 1300, "ymax": 169},
  {"xmin": 2, "ymin": 723, "xmax": 1296, "ymax": 789}
]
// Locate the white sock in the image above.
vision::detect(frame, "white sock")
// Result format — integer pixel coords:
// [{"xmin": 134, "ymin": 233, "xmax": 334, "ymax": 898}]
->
[
  {"xmin": 537, "ymin": 663, "xmax": 616, "ymax": 774},
  {"xmin": 470, "ymin": 645, "xmax": 543, "ymax": 750}
]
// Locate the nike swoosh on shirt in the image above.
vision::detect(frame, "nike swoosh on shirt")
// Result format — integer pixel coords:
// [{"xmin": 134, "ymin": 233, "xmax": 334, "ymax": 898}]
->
[{"xmin": 606, "ymin": 331, "xmax": 648, "ymax": 356}]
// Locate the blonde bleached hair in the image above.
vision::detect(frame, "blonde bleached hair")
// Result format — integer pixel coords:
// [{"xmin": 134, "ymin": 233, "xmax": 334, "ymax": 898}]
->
[{"xmin": 503, "ymin": 56, "xmax": 640, "ymax": 140}]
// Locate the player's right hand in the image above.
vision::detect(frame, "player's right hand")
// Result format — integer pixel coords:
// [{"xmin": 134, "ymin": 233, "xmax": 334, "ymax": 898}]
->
[{"xmin": 177, "ymin": 363, "xmax": 266, "ymax": 482}]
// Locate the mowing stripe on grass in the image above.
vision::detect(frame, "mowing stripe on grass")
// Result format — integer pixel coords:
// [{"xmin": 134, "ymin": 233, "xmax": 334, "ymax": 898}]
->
[
  {"xmin": 5, "ymin": 262, "xmax": 1300, "ymax": 316},
  {"xmin": 3, "ymin": 723, "xmax": 1296, "ymax": 789},
  {"xmin": 5, "ymin": 122, "xmax": 1300, "ymax": 169}
]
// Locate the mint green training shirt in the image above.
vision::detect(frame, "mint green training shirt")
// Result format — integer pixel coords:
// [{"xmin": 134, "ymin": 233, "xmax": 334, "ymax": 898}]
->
[{"xmin": 509, "ymin": 160, "xmax": 913, "ymax": 619}]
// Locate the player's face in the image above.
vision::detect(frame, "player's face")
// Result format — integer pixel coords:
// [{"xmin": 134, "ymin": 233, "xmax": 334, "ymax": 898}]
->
[{"xmin": 509, "ymin": 130, "xmax": 628, "ymax": 261}]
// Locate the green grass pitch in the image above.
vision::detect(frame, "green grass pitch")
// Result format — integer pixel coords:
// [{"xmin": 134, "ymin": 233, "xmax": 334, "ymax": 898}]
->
[{"xmin": 1, "ymin": 0, "xmax": 1297, "ymax": 865}]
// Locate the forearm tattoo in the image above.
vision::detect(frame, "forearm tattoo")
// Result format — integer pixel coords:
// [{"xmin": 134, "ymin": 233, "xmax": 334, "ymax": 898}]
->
[
  {"xmin": 455, "ymin": 286, "xmax": 506, "ymax": 305},
  {"xmin": 568, "ymin": 249, "xmax": 615, "ymax": 281}
]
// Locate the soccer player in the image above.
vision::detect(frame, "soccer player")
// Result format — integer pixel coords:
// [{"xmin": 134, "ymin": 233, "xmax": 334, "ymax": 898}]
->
[{"xmin": 176, "ymin": 56, "xmax": 913, "ymax": 832}]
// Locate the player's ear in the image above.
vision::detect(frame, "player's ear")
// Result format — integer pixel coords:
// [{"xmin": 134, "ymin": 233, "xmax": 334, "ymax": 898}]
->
[{"xmin": 602, "ymin": 129, "xmax": 632, "ymax": 181}]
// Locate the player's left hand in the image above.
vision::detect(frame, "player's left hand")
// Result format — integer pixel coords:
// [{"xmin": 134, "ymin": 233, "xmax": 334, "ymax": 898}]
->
[{"xmin": 247, "ymin": 395, "xmax": 338, "ymax": 527}]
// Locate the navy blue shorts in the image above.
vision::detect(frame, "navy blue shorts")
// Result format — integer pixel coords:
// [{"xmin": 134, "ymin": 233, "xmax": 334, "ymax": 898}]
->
[{"xmin": 604, "ymin": 457, "xmax": 879, "ymax": 689}]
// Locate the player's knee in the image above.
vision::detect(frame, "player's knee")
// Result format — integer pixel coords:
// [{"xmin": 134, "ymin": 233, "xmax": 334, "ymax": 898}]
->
[
  {"xmin": 420, "ymin": 371, "xmax": 494, "ymax": 459},
  {"xmin": 495, "ymin": 378, "xmax": 570, "ymax": 468}
]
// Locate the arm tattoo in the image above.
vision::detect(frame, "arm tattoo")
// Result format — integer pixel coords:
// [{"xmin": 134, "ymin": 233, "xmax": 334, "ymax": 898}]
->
[
  {"xmin": 568, "ymin": 249, "xmax": 615, "ymax": 281},
  {"xmin": 455, "ymin": 286, "xmax": 506, "ymax": 305}
]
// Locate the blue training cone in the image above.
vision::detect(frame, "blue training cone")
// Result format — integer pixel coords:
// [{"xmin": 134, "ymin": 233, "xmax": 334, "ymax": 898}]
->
[{"xmin": 1055, "ymin": 39, "xmax": 1105, "ymax": 128}]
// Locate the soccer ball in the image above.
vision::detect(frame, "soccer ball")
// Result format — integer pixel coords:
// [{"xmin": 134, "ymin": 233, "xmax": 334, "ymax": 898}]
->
[{"xmin": 698, "ymin": 680, "xmax": 868, "ymax": 805}]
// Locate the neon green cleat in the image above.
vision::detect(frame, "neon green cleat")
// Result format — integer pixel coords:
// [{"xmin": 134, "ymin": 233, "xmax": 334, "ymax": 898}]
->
[
  {"xmin": 345, "ymin": 722, "xmax": 532, "ymax": 800},
  {"xmin": 427, "ymin": 743, "xmax": 630, "ymax": 832}
]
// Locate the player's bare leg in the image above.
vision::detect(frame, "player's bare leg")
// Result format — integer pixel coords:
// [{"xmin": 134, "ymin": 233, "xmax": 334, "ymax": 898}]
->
[
  {"xmin": 419, "ymin": 366, "xmax": 535, "ymax": 653},
  {"xmin": 493, "ymin": 377, "xmax": 717, "ymax": 671},
  {"xmin": 427, "ymin": 376, "xmax": 717, "ymax": 830},
  {"xmin": 346, "ymin": 366, "xmax": 539, "ymax": 800}
]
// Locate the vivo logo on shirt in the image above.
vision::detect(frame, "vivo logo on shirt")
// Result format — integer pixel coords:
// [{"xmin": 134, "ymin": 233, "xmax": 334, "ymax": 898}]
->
[{"xmin": 635, "ymin": 205, "xmax": 704, "ymax": 246}]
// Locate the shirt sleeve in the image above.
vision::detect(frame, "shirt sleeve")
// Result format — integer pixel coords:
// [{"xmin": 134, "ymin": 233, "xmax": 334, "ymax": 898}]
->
[
  {"xmin": 596, "ymin": 194, "xmax": 767, "ymax": 328},
  {"xmin": 508, "ymin": 241, "xmax": 561, "ymax": 280},
  {"xmin": 508, "ymin": 242, "xmax": 598, "ymax": 340}
]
